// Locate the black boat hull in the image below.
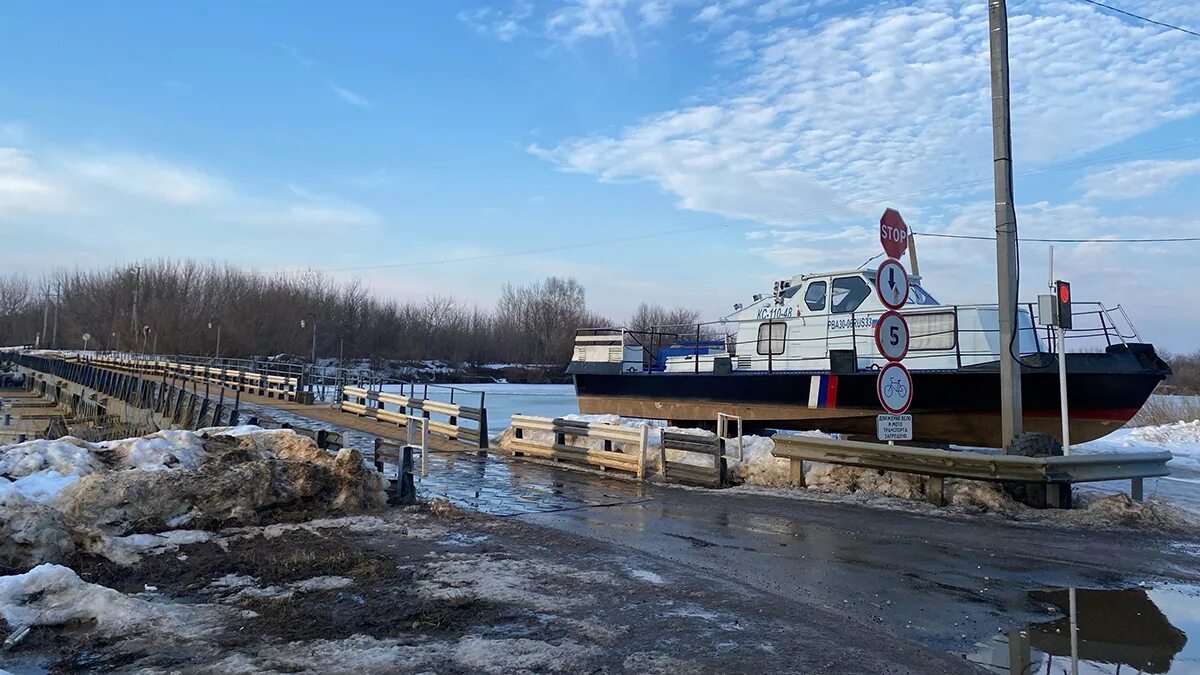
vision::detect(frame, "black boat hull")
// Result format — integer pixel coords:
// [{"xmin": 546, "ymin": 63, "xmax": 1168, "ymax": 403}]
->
[{"xmin": 571, "ymin": 344, "xmax": 1169, "ymax": 447}]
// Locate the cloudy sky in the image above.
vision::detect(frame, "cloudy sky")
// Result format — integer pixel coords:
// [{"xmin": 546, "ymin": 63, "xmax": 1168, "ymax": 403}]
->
[{"xmin": 2, "ymin": 1, "xmax": 1199, "ymax": 348}]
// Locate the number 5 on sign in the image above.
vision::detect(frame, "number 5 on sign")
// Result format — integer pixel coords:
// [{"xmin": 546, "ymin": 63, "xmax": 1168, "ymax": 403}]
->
[{"xmin": 873, "ymin": 311, "xmax": 909, "ymax": 362}]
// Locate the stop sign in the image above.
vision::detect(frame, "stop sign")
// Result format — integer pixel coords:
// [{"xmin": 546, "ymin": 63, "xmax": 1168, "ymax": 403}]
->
[{"xmin": 880, "ymin": 208, "xmax": 909, "ymax": 259}]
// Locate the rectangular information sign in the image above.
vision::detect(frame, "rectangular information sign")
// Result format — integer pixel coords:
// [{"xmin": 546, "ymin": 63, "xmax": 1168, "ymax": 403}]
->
[{"xmin": 876, "ymin": 414, "xmax": 913, "ymax": 441}]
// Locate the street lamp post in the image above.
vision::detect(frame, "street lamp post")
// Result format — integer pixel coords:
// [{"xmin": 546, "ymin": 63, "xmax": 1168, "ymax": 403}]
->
[
  {"xmin": 208, "ymin": 319, "xmax": 221, "ymax": 361},
  {"xmin": 299, "ymin": 314, "xmax": 317, "ymax": 365}
]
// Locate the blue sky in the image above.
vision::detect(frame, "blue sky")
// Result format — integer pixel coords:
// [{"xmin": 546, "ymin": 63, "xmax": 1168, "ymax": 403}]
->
[{"xmin": 2, "ymin": 0, "xmax": 1199, "ymax": 348}]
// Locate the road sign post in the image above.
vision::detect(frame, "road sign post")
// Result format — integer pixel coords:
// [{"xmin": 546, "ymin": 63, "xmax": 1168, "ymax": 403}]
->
[{"xmin": 876, "ymin": 208, "xmax": 914, "ymax": 439}]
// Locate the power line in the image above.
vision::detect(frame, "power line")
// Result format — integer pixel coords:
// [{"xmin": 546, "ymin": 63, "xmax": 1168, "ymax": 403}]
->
[
  {"xmin": 914, "ymin": 232, "xmax": 1200, "ymax": 243},
  {"xmin": 318, "ymin": 137, "xmax": 1200, "ymax": 274},
  {"xmin": 1076, "ymin": 0, "xmax": 1200, "ymax": 39}
]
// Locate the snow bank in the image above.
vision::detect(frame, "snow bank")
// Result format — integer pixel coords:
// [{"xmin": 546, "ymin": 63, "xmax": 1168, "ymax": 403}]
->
[
  {"xmin": 0, "ymin": 563, "xmax": 227, "ymax": 635},
  {"xmin": 1078, "ymin": 421, "xmax": 1200, "ymax": 472},
  {"xmin": 0, "ymin": 426, "xmax": 386, "ymax": 571}
]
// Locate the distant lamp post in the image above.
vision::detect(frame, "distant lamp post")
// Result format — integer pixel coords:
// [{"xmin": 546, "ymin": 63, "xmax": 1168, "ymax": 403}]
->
[
  {"xmin": 111, "ymin": 331, "xmax": 119, "ymax": 352},
  {"xmin": 208, "ymin": 319, "xmax": 221, "ymax": 361},
  {"xmin": 300, "ymin": 313, "xmax": 317, "ymax": 365},
  {"xmin": 82, "ymin": 333, "xmax": 91, "ymax": 351}
]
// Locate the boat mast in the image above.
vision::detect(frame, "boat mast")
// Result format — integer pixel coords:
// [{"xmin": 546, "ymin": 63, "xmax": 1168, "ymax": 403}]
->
[{"xmin": 989, "ymin": 0, "xmax": 1023, "ymax": 448}]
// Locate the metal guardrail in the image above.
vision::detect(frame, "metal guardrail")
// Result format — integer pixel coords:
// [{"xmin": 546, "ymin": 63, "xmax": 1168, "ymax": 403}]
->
[
  {"xmin": 507, "ymin": 415, "xmax": 649, "ymax": 479},
  {"xmin": 771, "ymin": 434, "xmax": 1172, "ymax": 507},
  {"xmin": 660, "ymin": 431, "xmax": 726, "ymax": 488},
  {"xmin": 339, "ymin": 386, "xmax": 486, "ymax": 450}
]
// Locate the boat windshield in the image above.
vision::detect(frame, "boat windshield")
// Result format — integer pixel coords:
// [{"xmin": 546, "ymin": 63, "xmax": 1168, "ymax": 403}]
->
[{"xmin": 864, "ymin": 271, "xmax": 939, "ymax": 306}]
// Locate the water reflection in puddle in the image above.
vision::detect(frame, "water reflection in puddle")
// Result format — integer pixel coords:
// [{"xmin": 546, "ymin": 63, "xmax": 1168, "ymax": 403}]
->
[{"xmin": 971, "ymin": 586, "xmax": 1197, "ymax": 674}]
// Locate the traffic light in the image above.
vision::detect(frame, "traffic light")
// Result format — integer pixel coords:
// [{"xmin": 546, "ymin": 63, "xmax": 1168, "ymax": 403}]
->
[{"xmin": 1055, "ymin": 281, "xmax": 1072, "ymax": 330}]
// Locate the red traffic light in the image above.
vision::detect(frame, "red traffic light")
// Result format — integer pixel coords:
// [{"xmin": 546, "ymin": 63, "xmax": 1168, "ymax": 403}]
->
[{"xmin": 1056, "ymin": 281, "xmax": 1070, "ymax": 303}]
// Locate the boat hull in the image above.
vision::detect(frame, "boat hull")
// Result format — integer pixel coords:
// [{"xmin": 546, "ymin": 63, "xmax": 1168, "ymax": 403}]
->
[{"xmin": 571, "ymin": 345, "xmax": 1169, "ymax": 448}]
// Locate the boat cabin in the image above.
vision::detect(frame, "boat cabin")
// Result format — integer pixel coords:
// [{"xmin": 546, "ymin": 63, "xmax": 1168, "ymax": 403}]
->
[{"xmin": 575, "ymin": 267, "xmax": 1048, "ymax": 374}]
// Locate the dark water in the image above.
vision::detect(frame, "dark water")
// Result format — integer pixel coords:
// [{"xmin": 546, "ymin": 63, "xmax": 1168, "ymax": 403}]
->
[{"xmin": 970, "ymin": 586, "xmax": 1200, "ymax": 673}]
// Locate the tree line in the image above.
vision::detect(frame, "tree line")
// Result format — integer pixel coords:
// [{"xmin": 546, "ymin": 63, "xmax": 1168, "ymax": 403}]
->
[{"xmin": 0, "ymin": 260, "xmax": 701, "ymax": 366}]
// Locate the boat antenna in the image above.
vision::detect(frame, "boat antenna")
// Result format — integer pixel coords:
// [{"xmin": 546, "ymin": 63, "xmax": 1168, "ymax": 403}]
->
[{"xmin": 857, "ymin": 252, "xmax": 885, "ymax": 270}]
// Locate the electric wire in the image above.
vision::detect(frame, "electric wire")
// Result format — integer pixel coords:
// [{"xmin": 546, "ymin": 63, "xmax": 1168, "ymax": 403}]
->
[
  {"xmin": 912, "ymin": 233, "xmax": 1200, "ymax": 243},
  {"xmin": 319, "ymin": 137, "xmax": 1200, "ymax": 274},
  {"xmin": 1075, "ymin": 0, "xmax": 1200, "ymax": 39}
]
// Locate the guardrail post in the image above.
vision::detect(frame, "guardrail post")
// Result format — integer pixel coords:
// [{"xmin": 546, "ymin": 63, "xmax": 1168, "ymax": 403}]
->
[
  {"xmin": 924, "ymin": 476, "xmax": 945, "ymax": 506},
  {"xmin": 1131, "ymin": 477, "xmax": 1144, "ymax": 502},
  {"xmin": 789, "ymin": 459, "xmax": 806, "ymax": 487}
]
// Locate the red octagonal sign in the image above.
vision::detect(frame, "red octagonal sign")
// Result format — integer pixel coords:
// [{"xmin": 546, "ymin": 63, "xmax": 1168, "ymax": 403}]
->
[{"xmin": 880, "ymin": 208, "xmax": 909, "ymax": 260}]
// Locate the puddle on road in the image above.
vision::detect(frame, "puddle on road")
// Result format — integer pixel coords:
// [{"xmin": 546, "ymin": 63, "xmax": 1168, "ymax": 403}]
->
[{"xmin": 970, "ymin": 586, "xmax": 1198, "ymax": 673}]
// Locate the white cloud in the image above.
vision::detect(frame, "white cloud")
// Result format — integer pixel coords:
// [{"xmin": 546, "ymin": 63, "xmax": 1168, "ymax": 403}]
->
[
  {"xmin": 0, "ymin": 147, "xmax": 68, "ymax": 215},
  {"xmin": 1078, "ymin": 158, "xmax": 1200, "ymax": 199},
  {"xmin": 331, "ymin": 83, "xmax": 370, "ymax": 107},
  {"xmin": 458, "ymin": 2, "xmax": 533, "ymax": 41},
  {"xmin": 67, "ymin": 153, "xmax": 232, "ymax": 205},
  {"xmin": 546, "ymin": 0, "xmax": 640, "ymax": 56},
  {"xmin": 460, "ymin": 0, "xmax": 701, "ymax": 55},
  {"xmin": 533, "ymin": 0, "xmax": 1200, "ymax": 229},
  {"xmin": 280, "ymin": 43, "xmax": 315, "ymax": 67}
]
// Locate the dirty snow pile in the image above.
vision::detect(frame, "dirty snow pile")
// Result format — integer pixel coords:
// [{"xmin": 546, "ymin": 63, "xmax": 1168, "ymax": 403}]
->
[
  {"xmin": 0, "ymin": 426, "xmax": 386, "ymax": 571},
  {"xmin": 0, "ymin": 563, "xmax": 231, "ymax": 636}
]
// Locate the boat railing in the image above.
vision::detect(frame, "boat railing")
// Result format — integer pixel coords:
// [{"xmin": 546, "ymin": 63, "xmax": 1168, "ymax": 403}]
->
[{"xmin": 575, "ymin": 300, "xmax": 1143, "ymax": 373}]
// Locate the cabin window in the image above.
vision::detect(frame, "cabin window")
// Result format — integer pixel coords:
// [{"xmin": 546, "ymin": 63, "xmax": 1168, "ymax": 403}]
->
[
  {"xmin": 831, "ymin": 276, "xmax": 871, "ymax": 314},
  {"xmin": 756, "ymin": 322, "xmax": 786, "ymax": 355},
  {"xmin": 804, "ymin": 281, "xmax": 827, "ymax": 311},
  {"xmin": 907, "ymin": 312, "xmax": 957, "ymax": 351}
]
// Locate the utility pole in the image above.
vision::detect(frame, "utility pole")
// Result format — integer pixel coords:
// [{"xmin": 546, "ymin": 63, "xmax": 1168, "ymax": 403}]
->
[
  {"xmin": 51, "ymin": 280, "xmax": 59, "ymax": 349},
  {"xmin": 989, "ymin": 0, "xmax": 1023, "ymax": 449},
  {"xmin": 131, "ymin": 265, "xmax": 141, "ymax": 338},
  {"xmin": 41, "ymin": 288, "xmax": 49, "ymax": 348}
]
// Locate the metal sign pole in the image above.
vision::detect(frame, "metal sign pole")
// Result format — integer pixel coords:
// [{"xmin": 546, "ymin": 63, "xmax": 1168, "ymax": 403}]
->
[
  {"xmin": 989, "ymin": 0, "xmax": 1023, "ymax": 449},
  {"xmin": 1050, "ymin": 246, "xmax": 1071, "ymax": 456}
]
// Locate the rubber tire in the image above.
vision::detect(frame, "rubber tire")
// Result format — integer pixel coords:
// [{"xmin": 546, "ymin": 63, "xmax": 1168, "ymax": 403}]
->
[
  {"xmin": 1003, "ymin": 432, "xmax": 1070, "ymax": 508},
  {"xmin": 1004, "ymin": 432, "xmax": 1063, "ymax": 458}
]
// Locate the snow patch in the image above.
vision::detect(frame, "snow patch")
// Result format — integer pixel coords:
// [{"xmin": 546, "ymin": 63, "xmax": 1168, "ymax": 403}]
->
[
  {"xmin": 627, "ymin": 568, "xmax": 665, "ymax": 585},
  {"xmin": 417, "ymin": 552, "xmax": 620, "ymax": 611},
  {"xmin": 454, "ymin": 636, "xmax": 600, "ymax": 674},
  {"xmin": 0, "ymin": 563, "xmax": 227, "ymax": 635}
]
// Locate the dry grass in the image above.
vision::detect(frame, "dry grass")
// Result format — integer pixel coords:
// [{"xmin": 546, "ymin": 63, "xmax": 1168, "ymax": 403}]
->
[
  {"xmin": 1159, "ymin": 350, "xmax": 1200, "ymax": 395},
  {"xmin": 1130, "ymin": 396, "xmax": 1200, "ymax": 428}
]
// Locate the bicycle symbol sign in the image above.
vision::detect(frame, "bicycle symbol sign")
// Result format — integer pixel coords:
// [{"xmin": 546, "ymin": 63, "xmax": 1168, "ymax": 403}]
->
[{"xmin": 876, "ymin": 362, "xmax": 913, "ymax": 414}]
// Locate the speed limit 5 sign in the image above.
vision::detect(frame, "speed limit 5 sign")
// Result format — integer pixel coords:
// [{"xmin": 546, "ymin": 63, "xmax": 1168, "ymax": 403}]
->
[{"xmin": 873, "ymin": 310, "xmax": 909, "ymax": 362}]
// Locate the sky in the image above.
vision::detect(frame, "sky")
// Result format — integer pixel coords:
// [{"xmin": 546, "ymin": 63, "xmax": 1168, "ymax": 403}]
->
[{"xmin": 1, "ymin": 0, "xmax": 1199, "ymax": 349}]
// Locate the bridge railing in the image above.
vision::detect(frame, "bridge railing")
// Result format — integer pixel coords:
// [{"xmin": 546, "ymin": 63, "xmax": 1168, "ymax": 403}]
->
[
  {"xmin": 338, "ymin": 385, "xmax": 487, "ymax": 450},
  {"xmin": 78, "ymin": 354, "xmax": 305, "ymax": 402},
  {"xmin": 505, "ymin": 415, "xmax": 649, "ymax": 479}
]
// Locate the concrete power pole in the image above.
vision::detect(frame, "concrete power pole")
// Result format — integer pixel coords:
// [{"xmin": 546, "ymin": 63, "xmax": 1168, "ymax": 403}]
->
[
  {"xmin": 989, "ymin": 0, "xmax": 1023, "ymax": 449},
  {"xmin": 51, "ymin": 281, "xmax": 59, "ymax": 349},
  {"xmin": 131, "ymin": 265, "xmax": 141, "ymax": 342}
]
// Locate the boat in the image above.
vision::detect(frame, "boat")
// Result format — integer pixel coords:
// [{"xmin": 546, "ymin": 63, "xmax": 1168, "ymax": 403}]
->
[{"xmin": 567, "ymin": 261, "xmax": 1170, "ymax": 448}]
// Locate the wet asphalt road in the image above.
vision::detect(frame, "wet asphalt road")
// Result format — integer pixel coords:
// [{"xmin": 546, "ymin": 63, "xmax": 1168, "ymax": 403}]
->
[
  {"xmin": 518, "ymin": 480, "xmax": 1200, "ymax": 663},
  {"xmin": 239, "ymin": 401, "xmax": 1200, "ymax": 669}
]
